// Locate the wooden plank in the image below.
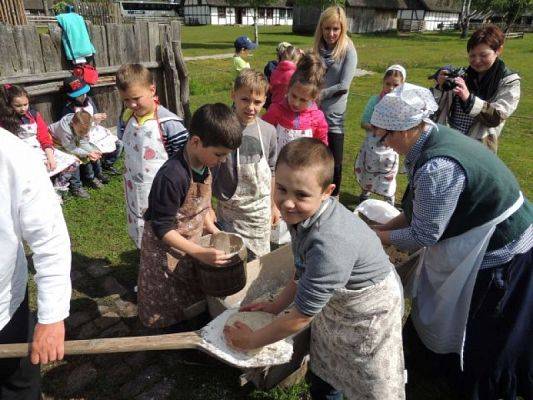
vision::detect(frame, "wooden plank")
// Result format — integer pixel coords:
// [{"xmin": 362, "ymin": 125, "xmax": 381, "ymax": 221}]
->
[
  {"xmin": 147, "ymin": 23, "xmax": 160, "ymax": 62},
  {"xmin": 162, "ymin": 34, "xmax": 181, "ymax": 117},
  {"xmin": 171, "ymin": 20, "xmax": 181, "ymax": 42},
  {"xmin": 40, "ymin": 33, "xmax": 62, "ymax": 73},
  {"xmin": 172, "ymin": 41, "xmax": 190, "ymax": 127},
  {"xmin": 23, "ymin": 25, "xmax": 45, "ymax": 74},
  {"xmin": 48, "ymin": 23, "xmax": 71, "ymax": 70},
  {"xmin": 0, "ymin": 24, "xmax": 20, "ymax": 76},
  {"xmin": 13, "ymin": 26, "xmax": 29, "ymax": 73},
  {"xmin": 134, "ymin": 21, "xmax": 150, "ymax": 62},
  {"xmin": 106, "ymin": 23, "xmax": 123, "ymax": 66},
  {"xmin": 91, "ymin": 25, "xmax": 108, "ymax": 67},
  {"xmin": 158, "ymin": 24, "xmax": 171, "ymax": 62},
  {"xmin": 123, "ymin": 24, "xmax": 137, "ymax": 63}
]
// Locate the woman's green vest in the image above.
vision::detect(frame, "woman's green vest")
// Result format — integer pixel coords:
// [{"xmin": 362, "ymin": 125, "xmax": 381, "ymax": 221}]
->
[{"xmin": 401, "ymin": 125, "xmax": 532, "ymax": 251}]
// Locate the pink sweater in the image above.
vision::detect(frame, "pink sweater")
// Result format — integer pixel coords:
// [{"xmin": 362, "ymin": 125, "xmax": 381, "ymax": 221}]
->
[
  {"xmin": 269, "ymin": 61, "xmax": 297, "ymax": 105},
  {"xmin": 262, "ymin": 99, "xmax": 329, "ymax": 145}
]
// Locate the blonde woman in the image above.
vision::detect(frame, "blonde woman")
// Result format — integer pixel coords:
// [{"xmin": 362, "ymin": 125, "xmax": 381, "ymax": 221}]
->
[{"xmin": 314, "ymin": 5, "xmax": 357, "ymax": 197}]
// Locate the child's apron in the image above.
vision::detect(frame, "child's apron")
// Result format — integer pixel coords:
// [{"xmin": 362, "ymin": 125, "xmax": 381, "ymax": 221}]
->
[
  {"xmin": 310, "ymin": 271, "xmax": 406, "ymax": 399},
  {"xmin": 354, "ymin": 131, "xmax": 399, "ymax": 197},
  {"xmin": 122, "ymin": 107, "xmax": 178, "ymax": 248},
  {"xmin": 217, "ymin": 121, "xmax": 271, "ymax": 257},
  {"xmin": 408, "ymin": 192, "xmax": 525, "ymax": 368},
  {"xmin": 137, "ymin": 154, "xmax": 211, "ymax": 328},
  {"xmin": 275, "ymin": 124, "xmax": 313, "ymax": 156}
]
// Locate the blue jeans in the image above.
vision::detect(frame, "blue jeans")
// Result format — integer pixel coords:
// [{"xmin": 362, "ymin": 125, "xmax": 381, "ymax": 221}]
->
[
  {"xmin": 70, "ymin": 160, "xmax": 102, "ymax": 189},
  {"xmin": 309, "ymin": 371, "xmax": 342, "ymax": 400},
  {"xmin": 102, "ymin": 139, "xmax": 123, "ymax": 168}
]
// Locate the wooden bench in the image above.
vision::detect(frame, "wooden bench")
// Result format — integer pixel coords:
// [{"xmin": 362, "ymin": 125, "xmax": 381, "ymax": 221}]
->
[{"xmin": 505, "ymin": 32, "xmax": 525, "ymax": 39}]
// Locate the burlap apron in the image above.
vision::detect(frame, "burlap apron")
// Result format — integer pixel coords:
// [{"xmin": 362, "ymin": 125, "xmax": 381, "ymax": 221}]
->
[
  {"xmin": 310, "ymin": 271, "xmax": 406, "ymax": 399},
  {"xmin": 137, "ymin": 155, "xmax": 211, "ymax": 328}
]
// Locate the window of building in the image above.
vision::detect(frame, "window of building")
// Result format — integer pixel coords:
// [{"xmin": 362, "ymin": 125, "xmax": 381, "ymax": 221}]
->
[
  {"xmin": 287, "ymin": 9, "xmax": 292, "ymax": 18},
  {"xmin": 218, "ymin": 7, "xmax": 226, "ymax": 18},
  {"xmin": 266, "ymin": 8, "xmax": 273, "ymax": 18},
  {"xmin": 279, "ymin": 9, "xmax": 286, "ymax": 19},
  {"xmin": 258, "ymin": 8, "xmax": 266, "ymax": 18},
  {"xmin": 196, "ymin": 0, "xmax": 201, "ymax": 4}
]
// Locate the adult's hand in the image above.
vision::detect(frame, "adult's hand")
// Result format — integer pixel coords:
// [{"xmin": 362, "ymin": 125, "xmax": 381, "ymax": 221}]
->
[
  {"xmin": 30, "ymin": 320, "xmax": 65, "ymax": 365},
  {"xmin": 453, "ymin": 77, "xmax": 470, "ymax": 102}
]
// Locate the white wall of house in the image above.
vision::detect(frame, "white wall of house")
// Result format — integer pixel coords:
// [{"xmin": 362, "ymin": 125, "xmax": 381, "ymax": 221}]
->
[{"xmin": 398, "ymin": 9, "xmax": 459, "ymax": 31}]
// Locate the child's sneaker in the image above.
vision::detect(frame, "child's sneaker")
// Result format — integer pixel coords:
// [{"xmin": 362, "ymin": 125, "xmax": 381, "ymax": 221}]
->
[
  {"xmin": 87, "ymin": 178, "xmax": 104, "ymax": 189},
  {"xmin": 71, "ymin": 187, "xmax": 90, "ymax": 199},
  {"xmin": 96, "ymin": 174, "xmax": 110, "ymax": 184}
]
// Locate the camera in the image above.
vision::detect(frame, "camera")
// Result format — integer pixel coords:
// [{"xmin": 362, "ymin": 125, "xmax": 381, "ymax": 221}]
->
[{"xmin": 429, "ymin": 66, "xmax": 468, "ymax": 91}]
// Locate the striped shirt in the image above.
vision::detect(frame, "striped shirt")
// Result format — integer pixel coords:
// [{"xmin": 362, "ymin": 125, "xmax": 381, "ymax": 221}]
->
[{"xmin": 390, "ymin": 128, "xmax": 532, "ymax": 268}]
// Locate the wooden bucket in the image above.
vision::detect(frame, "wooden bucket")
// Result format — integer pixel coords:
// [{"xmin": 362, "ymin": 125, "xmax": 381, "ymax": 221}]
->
[{"xmin": 195, "ymin": 233, "xmax": 247, "ymax": 297}]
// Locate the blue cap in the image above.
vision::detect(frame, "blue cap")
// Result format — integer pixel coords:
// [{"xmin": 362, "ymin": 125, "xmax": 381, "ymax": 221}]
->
[{"xmin": 234, "ymin": 35, "xmax": 257, "ymax": 51}]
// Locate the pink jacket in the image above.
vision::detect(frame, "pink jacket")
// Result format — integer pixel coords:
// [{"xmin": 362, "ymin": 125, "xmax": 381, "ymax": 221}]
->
[
  {"xmin": 262, "ymin": 99, "xmax": 329, "ymax": 145},
  {"xmin": 269, "ymin": 61, "xmax": 297, "ymax": 105}
]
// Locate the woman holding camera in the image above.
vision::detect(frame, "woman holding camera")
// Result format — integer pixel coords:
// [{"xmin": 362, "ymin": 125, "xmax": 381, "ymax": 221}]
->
[{"xmin": 432, "ymin": 25, "xmax": 520, "ymax": 152}]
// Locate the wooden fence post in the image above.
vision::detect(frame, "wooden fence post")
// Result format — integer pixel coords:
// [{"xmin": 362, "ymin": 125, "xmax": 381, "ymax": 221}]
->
[
  {"xmin": 162, "ymin": 30, "xmax": 182, "ymax": 118},
  {"xmin": 172, "ymin": 40, "xmax": 191, "ymax": 127}
]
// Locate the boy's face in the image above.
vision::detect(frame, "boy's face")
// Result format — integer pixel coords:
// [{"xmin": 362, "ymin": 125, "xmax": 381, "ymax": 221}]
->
[
  {"xmin": 231, "ymin": 87, "xmax": 266, "ymax": 125},
  {"xmin": 274, "ymin": 162, "xmax": 335, "ymax": 225},
  {"xmin": 189, "ymin": 136, "xmax": 232, "ymax": 168},
  {"xmin": 119, "ymin": 83, "xmax": 156, "ymax": 117}
]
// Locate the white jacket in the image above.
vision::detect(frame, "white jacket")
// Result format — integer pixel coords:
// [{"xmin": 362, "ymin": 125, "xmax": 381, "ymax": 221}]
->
[{"xmin": 0, "ymin": 129, "xmax": 71, "ymax": 330}]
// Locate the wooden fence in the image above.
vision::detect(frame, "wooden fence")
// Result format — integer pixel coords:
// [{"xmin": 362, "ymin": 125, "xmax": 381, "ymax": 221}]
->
[
  {"xmin": 0, "ymin": 20, "xmax": 190, "ymax": 128},
  {"xmin": 0, "ymin": 0, "xmax": 27, "ymax": 25}
]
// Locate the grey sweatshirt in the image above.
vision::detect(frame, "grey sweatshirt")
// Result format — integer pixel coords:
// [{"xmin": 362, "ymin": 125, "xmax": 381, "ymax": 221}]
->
[
  {"xmin": 290, "ymin": 197, "xmax": 392, "ymax": 316},
  {"xmin": 319, "ymin": 43, "xmax": 358, "ymax": 133}
]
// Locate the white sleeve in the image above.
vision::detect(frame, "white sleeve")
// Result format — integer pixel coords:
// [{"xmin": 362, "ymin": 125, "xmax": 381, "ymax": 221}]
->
[{"xmin": 18, "ymin": 151, "xmax": 72, "ymax": 324}]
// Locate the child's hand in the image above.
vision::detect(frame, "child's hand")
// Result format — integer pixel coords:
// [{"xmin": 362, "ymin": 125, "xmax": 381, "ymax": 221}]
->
[
  {"xmin": 271, "ymin": 205, "xmax": 281, "ymax": 226},
  {"xmin": 223, "ymin": 321, "xmax": 256, "ymax": 351},
  {"xmin": 93, "ymin": 113, "xmax": 107, "ymax": 123},
  {"xmin": 193, "ymin": 247, "xmax": 232, "ymax": 267},
  {"xmin": 46, "ymin": 154, "xmax": 57, "ymax": 172},
  {"xmin": 240, "ymin": 301, "xmax": 279, "ymax": 314},
  {"xmin": 88, "ymin": 151, "xmax": 102, "ymax": 161}
]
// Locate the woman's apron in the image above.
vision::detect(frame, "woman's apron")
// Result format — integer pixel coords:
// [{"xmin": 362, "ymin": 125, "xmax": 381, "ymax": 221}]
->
[
  {"xmin": 217, "ymin": 121, "xmax": 271, "ymax": 257},
  {"xmin": 137, "ymin": 154, "xmax": 211, "ymax": 328},
  {"xmin": 354, "ymin": 131, "xmax": 399, "ymax": 197},
  {"xmin": 122, "ymin": 108, "xmax": 177, "ymax": 248},
  {"xmin": 275, "ymin": 124, "xmax": 313, "ymax": 156},
  {"xmin": 408, "ymin": 192, "xmax": 525, "ymax": 367},
  {"xmin": 310, "ymin": 271, "xmax": 406, "ymax": 399}
]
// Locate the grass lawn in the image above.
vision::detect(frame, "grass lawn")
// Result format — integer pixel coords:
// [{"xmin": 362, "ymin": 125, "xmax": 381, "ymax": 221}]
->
[{"xmin": 41, "ymin": 26, "xmax": 531, "ymax": 399}]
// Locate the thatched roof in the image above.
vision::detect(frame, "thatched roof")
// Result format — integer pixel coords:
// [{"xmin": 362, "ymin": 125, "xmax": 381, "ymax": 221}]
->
[
  {"xmin": 404, "ymin": 0, "xmax": 461, "ymax": 12},
  {"xmin": 346, "ymin": 0, "xmax": 409, "ymax": 10}
]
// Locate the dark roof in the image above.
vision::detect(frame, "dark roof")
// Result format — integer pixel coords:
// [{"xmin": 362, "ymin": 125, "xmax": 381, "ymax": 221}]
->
[
  {"xmin": 204, "ymin": 0, "xmax": 293, "ymax": 7},
  {"xmin": 404, "ymin": 0, "xmax": 461, "ymax": 12},
  {"xmin": 346, "ymin": 0, "xmax": 408, "ymax": 10}
]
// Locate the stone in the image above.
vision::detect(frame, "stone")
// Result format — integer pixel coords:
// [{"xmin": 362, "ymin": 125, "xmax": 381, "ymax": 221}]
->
[
  {"xmin": 135, "ymin": 378, "xmax": 175, "ymax": 399},
  {"xmin": 115, "ymin": 299, "xmax": 138, "ymax": 318},
  {"xmin": 94, "ymin": 313, "xmax": 120, "ymax": 330},
  {"xmin": 87, "ymin": 264, "xmax": 112, "ymax": 278},
  {"xmin": 66, "ymin": 311, "xmax": 92, "ymax": 330},
  {"xmin": 102, "ymin": 276, "xmax": 129, "ymax": 297},
  {"xmin": 100, "ymin": 321, "xmax": 131, "ymax": 338},
  {"xmin": 119, "ymin": 365, "xmax": 163, "ymax": 398},
  {"xmin": 77, "ymin": 322, "xmax": 99, "ymax": 339},
  {"xmin": 65, "ymin": 363, "xmax": 97, "ymax": 395}
]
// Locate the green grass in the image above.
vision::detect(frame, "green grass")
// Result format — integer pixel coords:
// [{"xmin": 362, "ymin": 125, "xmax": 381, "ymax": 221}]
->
[{"xmin": 40, "ymin": 27, "xmax": 532, "ymax": 399}]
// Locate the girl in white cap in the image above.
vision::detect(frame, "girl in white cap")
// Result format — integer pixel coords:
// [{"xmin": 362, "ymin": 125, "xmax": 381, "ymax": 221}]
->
[{"xmin": 354, "ymin": 65, "xmax": 405, "ymax": 205}]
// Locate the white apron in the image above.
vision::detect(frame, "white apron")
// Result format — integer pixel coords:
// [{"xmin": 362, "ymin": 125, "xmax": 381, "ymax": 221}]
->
[
  {"xmin": 276, "ymin": 124, "xmax": 313, "ymax": 156},
  {"xmin": 217, "ymin": 121, "xmax": 271, "ymax": 257},
  {"xmin": 354, "ymin": 131, "xmax": 399, "ymax": 197},
  {"xmin": 122, "ymin": 108, "xmax": 178, "ymax": 248},
  {"xmin": 408, "ymin": 192, "xmax": 525, "ymax": 366}
]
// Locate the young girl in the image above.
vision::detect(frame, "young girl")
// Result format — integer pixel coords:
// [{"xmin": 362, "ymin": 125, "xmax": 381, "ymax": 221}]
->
[
  {"xmin": 354, "ymin": 65, "xmax": 405, "ymax": 205},
  {"xmin": 0, "ymin": 84, "xmax": 76, "ymax": 197},
  {"xmin": 268, "ymin": 45, "xmax": 301, "ymax": 106},
  {"xmin": 262, "ymin": 52, "xmax": 329, "ymax": 154}
]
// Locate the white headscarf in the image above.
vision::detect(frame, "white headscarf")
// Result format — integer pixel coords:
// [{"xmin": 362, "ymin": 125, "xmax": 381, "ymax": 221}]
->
[
  {"xmin": 386, "ymin": 64, "xmax": 407, "ymax": 80},
  {"xmin": 370, "ymin": 83, "xmax": 438, "ymax": 131}
]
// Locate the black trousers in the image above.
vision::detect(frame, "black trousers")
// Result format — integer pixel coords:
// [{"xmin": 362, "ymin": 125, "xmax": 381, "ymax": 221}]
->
[
  {"xmin": 0, "ymin": 295, "xmax": 41, "ymax": 400},
  {"xmin": 327, "ymin": 132, "xmax": 344, "ymax": 196}
]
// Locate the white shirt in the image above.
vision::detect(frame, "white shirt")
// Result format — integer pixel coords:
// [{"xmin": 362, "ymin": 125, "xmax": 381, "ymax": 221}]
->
[{"xmin": 0, "ymin": 128, "xmax": 71, "ymax": 330}]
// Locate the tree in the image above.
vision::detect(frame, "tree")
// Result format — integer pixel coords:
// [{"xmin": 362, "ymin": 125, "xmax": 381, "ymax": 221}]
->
[
  {"xmin": 227, "ymin": 0, "xmax": 282, "ymax": 45},
  {"xmin": 471, "ymin": 0, "xmax": 532, "ymax": 33},
  {"xmin": 459, "ymin": 0, "xmax": 473, "ymax": 38}
]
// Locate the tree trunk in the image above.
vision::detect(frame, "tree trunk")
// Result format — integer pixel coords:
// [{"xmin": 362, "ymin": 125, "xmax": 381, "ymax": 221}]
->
[
  {"xmin": 253, "ymin": 8, "xmax": 259, "ymax": 45},
  {"xmin": 460, "ymin": 0, "xmax": 472, "ymax": 39}
]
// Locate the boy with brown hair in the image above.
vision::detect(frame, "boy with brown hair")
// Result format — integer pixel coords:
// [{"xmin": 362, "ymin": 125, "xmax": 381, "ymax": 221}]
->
[
  {"xmin": 138, "ymin": 103, "xmax": 242, "ymax": 329},
  {"xmin": 116, "ymin": 63, "xmax": 189, "ymax": 248},
  {"xmin": 211, "ymin": 69, "xmax": 279, "ymax": 258},
  {"xmin": 225, "ymin": 138, "xmax": 405, "ymax": 400}
]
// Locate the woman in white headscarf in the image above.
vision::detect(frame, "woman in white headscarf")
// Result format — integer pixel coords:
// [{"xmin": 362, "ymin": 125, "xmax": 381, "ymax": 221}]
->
[{"xmin": 372, "ymin": 83, "xmax": 532, "ymax": 400}]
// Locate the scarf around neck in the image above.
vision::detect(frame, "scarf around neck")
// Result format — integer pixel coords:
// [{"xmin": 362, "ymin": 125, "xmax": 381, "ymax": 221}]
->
[
  {"xmin": 466, "ymin": 58, "xmax": 506, "ymax": 101},
  {"xmin": 319, "ymin": 46, "xmax": 335, "ymax": 68}
]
